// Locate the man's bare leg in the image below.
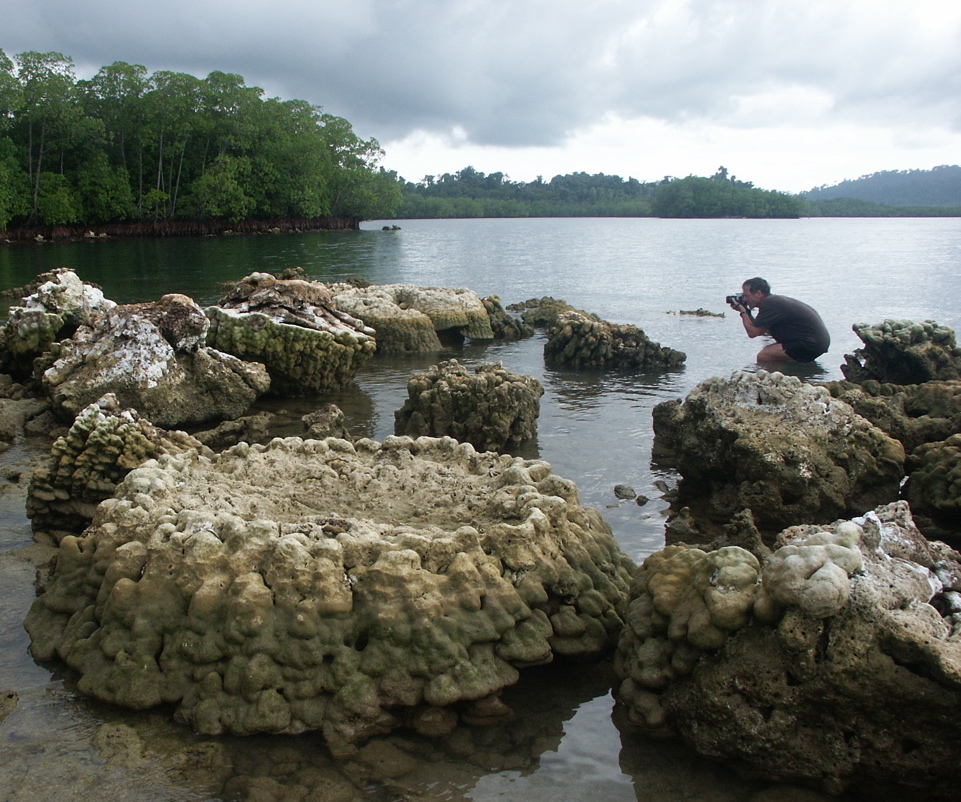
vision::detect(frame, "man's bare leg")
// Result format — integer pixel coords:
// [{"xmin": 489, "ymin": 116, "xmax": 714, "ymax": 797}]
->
[{"xmin": 756, "ymin": 342, "xmax": 793, "ymax": 362}]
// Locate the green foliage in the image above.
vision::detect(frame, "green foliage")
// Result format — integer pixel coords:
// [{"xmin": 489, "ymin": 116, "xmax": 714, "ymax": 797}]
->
[
  {"xmin": 651, "ymin": 172, "xmax": 803, "ymax": 218},
  {"xmin": 36, "ymin": 171, "xmax": 81, "ymax": 224},
  {"xmin": 0, "ymin": 50, "xmax": 401, "ymax": 230},
  {"xmin": 396, "ymin": 165, "xmax": 806, "ymax": 219},
  {"xmin": 182, "ymin": 154, "xmax": 254, "ymax": 221},
  {"xmin": 802, "ymin": 165, "xmax": 961, "ymax": 207},
  {"xmin": 397, "ymin": 168, "xmax": 658, "ymax": 218},
  {"xmin": 75, "ymin": 152, "xmax": 136, "ymax": 223}
]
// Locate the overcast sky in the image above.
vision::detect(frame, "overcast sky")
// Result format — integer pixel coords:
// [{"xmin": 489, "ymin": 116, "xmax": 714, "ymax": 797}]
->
[{"xmin": 4, "ymin": 0, "xmax": 960, "ymax": 192}]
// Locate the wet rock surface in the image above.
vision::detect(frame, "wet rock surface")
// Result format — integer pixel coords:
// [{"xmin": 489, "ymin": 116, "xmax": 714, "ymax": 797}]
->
[
  {"xmin": 393, "ymin": 359, "xmax": 543, "ymax": 453},
  {"xmin": 207, "ymin": 272, "xmax": 376, "ymax": 392},
  {"xmin": 842, "ymin": 319, "xmax": 961, "ymax": 384},
  {"xmin": 0, "ymin": 268, "xmax": 115, "ymax": 375},
  {"xmin": 330, "ymin": 283, "xmax": 496, "ymax": 353},
  {"xmin": 24, "ymin": 434, "xmax": 635, "ymax": 755},
  {"xmin": 545, "ymin": 311, "xmax": 686, "ymax": 370},
  {"xmin": 653, "ymin": 371, "xmax": 906, "ymax": 536},
  {"xmin": 614, "ymin": 501, "xmax": 961, "ymax": 796},
  {"xmin": 26, "ymin": 394, "xmax": 206, "ymax": 544},
  {"xmin": 38, "ymin": 293, "xmax": 270, "ymax": 426}
]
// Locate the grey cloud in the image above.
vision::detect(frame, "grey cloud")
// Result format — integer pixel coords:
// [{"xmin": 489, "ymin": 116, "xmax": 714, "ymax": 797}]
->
[{"xmin": 2, "ymin": 0, "xmax": 960, "ymax": 148}]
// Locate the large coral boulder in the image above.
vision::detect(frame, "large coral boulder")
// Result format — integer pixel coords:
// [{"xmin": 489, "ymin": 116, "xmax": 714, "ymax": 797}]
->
[
  {"xmin": 545, "ymin": 311, "xmax": 686, "ymax": 370},
  {"xmin": 26, "ymin": 394, "xmax": 206, "ymax": 544},
  {"xmin": 206, "ymin": 273, "xmax": 376, "ymax": 392},
  {"xmin": 821, "ymin": 379, "xmax": 961, "ymax": 454},
  {"xmin": 653, "ymin": 371, "xmax": 905, "ymax": 534},
  {"xmin": 38, "ymin": 294, "xmax": 270, "ymax": 427},
  {"xmin": 842, "ymin": 319, "xmax": 961, "ymax": 384},
  {"xmin": 394, "ymin": 360, "xmax": 543, "ymax": 452},
  {"xmin": 614, "ymin": 502, "xmax": 961, "ymax": 797},
  {"xmin": 24, "ymin": 435, "xmax": 635, "ymax": 755},
  {"xmin": 0, "ymin": 268, "xmax": 115, "ymax": 375},
  {"xmin": 330, "ymin": 284, "xmax": 495, "ymax": 353}
]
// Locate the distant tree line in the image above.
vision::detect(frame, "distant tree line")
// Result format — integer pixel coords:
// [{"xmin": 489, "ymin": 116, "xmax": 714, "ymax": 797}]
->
[
  {"xmin": 397, "ymin": 166, "xmax": 805, "ymax": 219},
  {"xmin": 0, "ymin": 50, "xmax": 402, "ymax": 233},
  {"xmin": 802, "ymin": 165, "xmax": 961, "ymax": 208}
]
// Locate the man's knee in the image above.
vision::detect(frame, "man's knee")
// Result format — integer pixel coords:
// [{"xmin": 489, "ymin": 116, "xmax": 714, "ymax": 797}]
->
[{"xmin": 757, "ymin": 343, "xmax": 792, "ymax": 362}]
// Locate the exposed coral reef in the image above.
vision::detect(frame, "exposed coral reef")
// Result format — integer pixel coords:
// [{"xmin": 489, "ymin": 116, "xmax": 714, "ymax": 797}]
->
[
  {"xmin": 38, "ymin": 293, "xmax": 270, "ymax": 426},
  {"xmin": 26, "ymin": 394, "xmax": 206, "ymax": 543},
  {"xmin": 821, "ymin": 379, "xmax": 961, "ymax": 454},
  {"xmin": 0, "ymin": 268, "xmax": 115, "ymax": 375},
  {"xmin": 614, "ymin": 502, "xmax": 961, "ymax": 797},
  {"xmin": 330, "ymin": 284, "xmax": 495, "ymax": 353},
  {"xmin": 544, "ymin": 311, "xmax": 686, "ymax": 370},
  {"xmin": 482, "ymin": 295, "xmax": 533, "ymax": 340},
  {"xmin": 842, "ymin": 319, "xmax": 961, "ymax": 384},
  {"xmin": 206, "ymin": 272, "xmax": 376, "ymax": 392},
  {"xmin": 24, "ymin": 435, "xmax": 635, "ymax": 755},
  {"xmin": 394, "ymin": 360, "xmax": 543, "ymax": 452},
  {"xmin": 652, "ymin": 371, "xmax": 905, "ymax": 535},
  {"xmin": 507, "ymin": 297, "xmax": 598, "ymax": 328}
]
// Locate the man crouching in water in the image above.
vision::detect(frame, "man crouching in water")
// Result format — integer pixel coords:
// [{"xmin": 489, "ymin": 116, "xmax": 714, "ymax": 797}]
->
[{"xmin": 730, "ymin": 277, "xmax": 830, "ymax": 363}]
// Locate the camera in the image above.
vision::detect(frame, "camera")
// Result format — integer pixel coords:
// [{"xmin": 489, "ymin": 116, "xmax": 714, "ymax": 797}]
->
[{"xmin": 726, "ymin": 293, "xmax": 744, "ymax": 306}]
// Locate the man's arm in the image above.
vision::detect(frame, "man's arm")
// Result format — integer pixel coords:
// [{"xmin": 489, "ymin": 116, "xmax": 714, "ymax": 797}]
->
[{"xmin": 734, "ymin": 305, "xmax": 767, "ymax": 338}]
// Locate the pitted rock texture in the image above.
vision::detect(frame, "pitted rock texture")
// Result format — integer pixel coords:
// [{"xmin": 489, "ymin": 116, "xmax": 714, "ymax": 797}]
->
[
  {"xmin": 614, "ymin": 502, "xmax": 961, "ymax": 796},
  {"xmin": 0, "ymin": 268, "xmax": 115, "ymax": 375},
  {"xmin": 330, "ymin": 284, "xmax": 494, "ymax": 353},
  {"xmin": 24, "ymin": 435, "xmax": 635, "ymax": 755},
  {"xmin": 652, "ymin": 370, "xmax": 905, "ymax": 534},
  {"xmin": 842, "ymin": 319, "xmax": 961, "ymax": 385},
  {"xmin": 394, "ymin": 360, "xmax": 543, "ymax": 453},
  {"xmin": 26, "ymin": 394, "xmax": 206, "ymax": 544},
  {"xmin": 482, "ymin": 296, "xmax": 533, "ymax": 340},
  {"xmin": 905, "ymin": 433, "xmax": 961, "ymax": 528},
  {"xmin": 206, "ymin": 272, "xmax": 376, "ymax": 392},
  {"xmin": 544, "ymin": 311, "xmax": 686, "ymax": 370},
  {"xmin": 822, "ymin": 379, "xmax": 961, "ymax": 454},
  {"xmin": 507, "ymin": 297, "xmax": 599, "ymax": 328},
  {"xmin": 38, "ymin": 294, "xmax": 270, "ymax": 426}
]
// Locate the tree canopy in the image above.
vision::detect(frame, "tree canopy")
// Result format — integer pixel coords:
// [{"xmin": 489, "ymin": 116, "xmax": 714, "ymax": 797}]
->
[
  {"xmin": 396, "ymin": 166, "xmax": 804, "ymax": 218},
  {"xmin": 0, "ymin": 50, "xmax": 402, "ymax": 231}
]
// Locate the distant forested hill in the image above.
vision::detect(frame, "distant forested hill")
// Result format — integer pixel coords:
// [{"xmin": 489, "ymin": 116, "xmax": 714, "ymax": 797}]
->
[
  {"xmin": 801, "ymin": 165, "xmax": 961, "ymax": 207},
  {"xmin": 396, "ymin": 166, "xmax": 804, "ymax": 218}
]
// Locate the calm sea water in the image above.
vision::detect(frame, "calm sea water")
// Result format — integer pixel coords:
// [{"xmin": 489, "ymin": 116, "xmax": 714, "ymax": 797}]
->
[{"xmin": 2, "ymin": 217, "xmax": 959, "ymax": 801}]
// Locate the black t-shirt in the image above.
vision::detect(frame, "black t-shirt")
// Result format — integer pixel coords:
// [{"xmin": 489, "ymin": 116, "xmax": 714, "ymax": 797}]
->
[{"xmin": 753, "ymin": 294, "xmax": 830, "ymax": 361}]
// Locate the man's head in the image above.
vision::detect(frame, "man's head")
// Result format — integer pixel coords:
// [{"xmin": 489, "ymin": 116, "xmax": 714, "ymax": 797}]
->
[{"xmin": 741, "ymin": 277, "xmax": 770, "ymax": 308}]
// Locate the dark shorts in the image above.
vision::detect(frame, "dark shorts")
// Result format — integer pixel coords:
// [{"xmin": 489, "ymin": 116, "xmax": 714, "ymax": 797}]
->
[{"xmin": 783, "ymin": 342, "xmax": 826, "ymax": 362}]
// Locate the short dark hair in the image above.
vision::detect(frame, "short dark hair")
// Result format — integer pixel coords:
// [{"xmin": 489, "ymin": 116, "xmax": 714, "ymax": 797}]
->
[{"xmin": 743, "ymin": 277, "xmax": 770, "ymax": 295}]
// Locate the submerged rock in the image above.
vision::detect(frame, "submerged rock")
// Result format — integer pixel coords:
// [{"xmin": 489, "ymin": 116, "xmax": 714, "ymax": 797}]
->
[
  {"xmin": 206, "ymin": 272, "xmax": 376, "ymax": 392},
  {"xmin": 652, "ymin": 371, "xmax": 905, "ymax": 535},
  {"xmin": 394, "ymin": 360, "xmax": 543, "ymax": 453},
  {"xmin": 614, "ymin": 501, "xmax": 961, "ymax": 797},
  {"xmin": 842, "ymin": 319, "xmax": 961, "ymax": 384},
  {"xmin": 544, "ymin": 311, "xmax": 686, "ymax": 370},
  {"xmin": 24, "ymin": 435, "xmax": 635, "ymax": 755},
  {"xmin": 330, "ymin": 283, "xmax": 495, "ymax": 353},
  {"xmin": 38, "ymin": 293, "xmax": 270, "ymax": 427}
]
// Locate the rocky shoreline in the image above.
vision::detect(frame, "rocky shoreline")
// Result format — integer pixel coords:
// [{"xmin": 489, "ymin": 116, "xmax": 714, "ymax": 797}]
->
[{"xmin": 2, "ymin": 270, "xmax": 961, "ymax": 797}]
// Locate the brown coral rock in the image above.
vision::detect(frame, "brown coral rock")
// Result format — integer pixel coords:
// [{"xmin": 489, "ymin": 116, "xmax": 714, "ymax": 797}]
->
[
  {"xmin": 394, "ymin": 360, "xmax": 543, "ymax": 452},
  {"xmin": 653, "ymin": 370, "xmax": 905, "ymax": 533},
  {"xmin": 614, "ymin": 502, "xmax": 961, "ymax": 797},
  {"xmin": 26, "ymin": 394, "xmax": 206, "ymax": 543},
  {"xmin": 24, "ymin": 435, "xmax": 635, "ymax": 755}
]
